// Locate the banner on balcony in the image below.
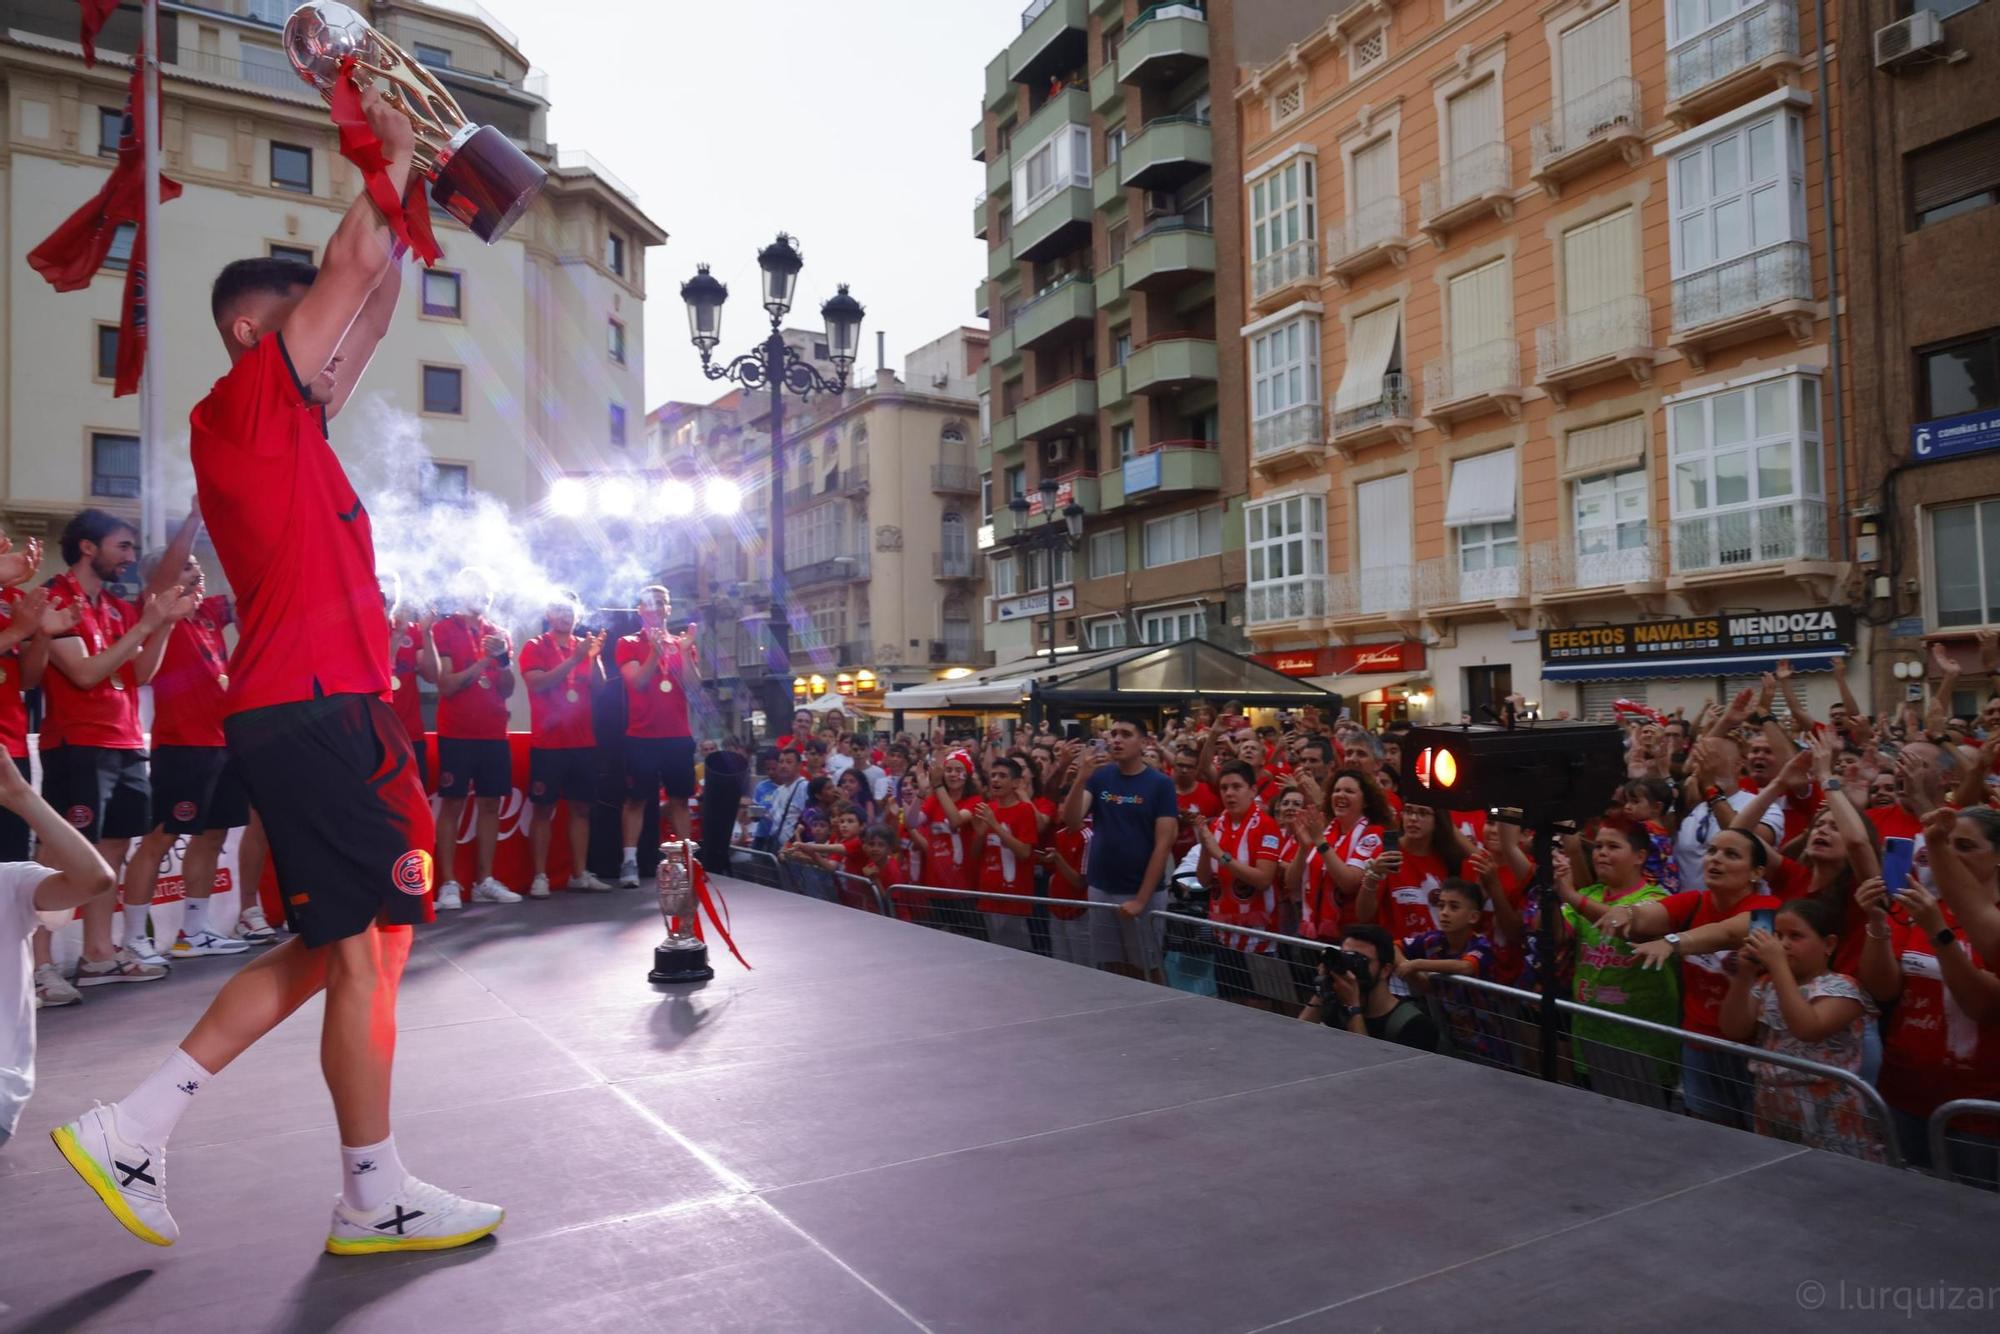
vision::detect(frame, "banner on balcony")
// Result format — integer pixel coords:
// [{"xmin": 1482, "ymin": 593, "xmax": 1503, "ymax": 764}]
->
[
  {"xmin": 1912, "ymin": 409, "xmax": 2000, "ymax": 465},
  {"xmin": 1540, "ymin": 608, "xmax": 1854, "ymax": 673}
]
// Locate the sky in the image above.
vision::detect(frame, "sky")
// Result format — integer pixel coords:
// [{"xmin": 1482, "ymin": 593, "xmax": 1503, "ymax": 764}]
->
[{"xmin": 500, "ymin": 0, "xmax": 1021, "ymax": 414}]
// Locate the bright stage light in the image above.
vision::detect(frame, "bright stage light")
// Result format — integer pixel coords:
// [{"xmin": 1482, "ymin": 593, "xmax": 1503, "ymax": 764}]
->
[
  {"xmin": 549, "ymin": 477, "xmax": 588, "ymax": 517},
  {"xmin": 597, "ymin": 481, "xmax": 636, "ymax": 518},
  {"xmin": 704, "ymin": 477, "xmax": 742, "ymax": 516},
  {"xmin": 660, "ymin": 479, "xmax": 696, "ymax": 516}
]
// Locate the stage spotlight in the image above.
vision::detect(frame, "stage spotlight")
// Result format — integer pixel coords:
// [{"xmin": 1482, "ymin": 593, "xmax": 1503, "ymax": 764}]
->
[
  {"xmin": 598, "ymin": 481, "xmax": 636, "ymax": 518},
  {"xmin": 704, "ymin": 477, "xmax": 742, "ymax": 516},
  {"xmin": 660, "ymin": 478, "xmax": 696, "ymax": 516},
  {"xmin": 549, "ymin": 477, "xmax": 588, "ymax": 517}
]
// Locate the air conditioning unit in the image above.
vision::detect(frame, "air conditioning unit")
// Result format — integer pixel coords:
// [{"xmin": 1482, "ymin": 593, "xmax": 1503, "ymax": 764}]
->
[
  {"xmin": 1144, "ymin": 190, "xmax": 1176, "ymax": 218},
  {"xmin": 1875, "ymin": 10, "xmax": 1945, "ymax": 69},
  {"xmin": 1046, "ymin": 440, "xmax": 1075, "ymax": 464}
]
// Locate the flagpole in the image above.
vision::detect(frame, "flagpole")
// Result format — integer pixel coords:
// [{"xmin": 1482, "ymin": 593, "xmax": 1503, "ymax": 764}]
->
[{"xmin": 139, "ymin": 0, "xmax": 165, "ymax": 548}]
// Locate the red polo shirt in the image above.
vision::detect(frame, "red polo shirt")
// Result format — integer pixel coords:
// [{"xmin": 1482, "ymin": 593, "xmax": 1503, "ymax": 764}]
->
[
  {"xmin": 519, "ymin": 631, "xmax": 595, "ymax": 749},
  {"xmin": 431, "ymin": 615, "xmax": 509, "ymax": 740},
  {"xmin": 40, "ymin": 570, "xmax": 142, "ymax": 749},
  {"xmin": 389, "ymin": 625, "xmax": 426, "ymax": 741},
  {"xmin": 615, "ymin": 633, "xmax": 691, "ymax": 738},
  {"xmin": 151, "ymin": 595, "xmax": 231, "ymax": 748}
]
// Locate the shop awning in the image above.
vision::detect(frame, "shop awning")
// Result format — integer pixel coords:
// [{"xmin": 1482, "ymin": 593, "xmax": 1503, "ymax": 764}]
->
[
  {"xmin": 883, "ymin": 640, "xmax": 1344, "ymax": 714},
  {"xmin": 1304, "ymin": 671, "xmax": 1426, "ymax": 699},
  {"xmin": 1540, "ymin": 649, "xmax": 1843, "ymax": 683}
]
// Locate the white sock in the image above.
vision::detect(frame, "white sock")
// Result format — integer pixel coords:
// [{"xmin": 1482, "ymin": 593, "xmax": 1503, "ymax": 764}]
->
[
  {"xmin": 123, "ymin": 908, "xmax": 152, "ymax": 952},
  {"xmin": 621, "ymin": 846, "xmax": 637, "ymax": 863},
  {"xmin": 340, "ymin": 1134, "xmax": 406, "ymax": 1212},
  {"xmin": 181, "ymin": 898, "xmax": 209, "ymax": 938},
  {"xmin": 115, "ymin": 1047, "xmax": 214, "ymax": 1147}
]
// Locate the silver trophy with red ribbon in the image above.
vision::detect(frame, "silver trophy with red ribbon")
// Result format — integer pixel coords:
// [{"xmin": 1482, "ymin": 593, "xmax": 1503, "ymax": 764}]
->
[
  {"xmin": 650, "ymin": 840, "xmax": 714, "ymax": 984},
  {"xmin": 282, "ymin": 2, "xmax": 545, "ymax": 242}
]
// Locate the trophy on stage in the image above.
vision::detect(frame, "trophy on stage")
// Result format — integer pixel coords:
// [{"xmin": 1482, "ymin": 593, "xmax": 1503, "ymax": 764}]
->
[
  {"xmin": 650, "ymin": 840, "xmax": 715, "ymax": 984},
  {"xmin": 282, "ymin": 2, "xmax": 546, "ymax": 243}
]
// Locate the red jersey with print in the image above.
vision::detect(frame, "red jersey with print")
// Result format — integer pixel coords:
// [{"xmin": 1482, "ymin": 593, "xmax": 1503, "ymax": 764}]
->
[
  {"xmin": 389, "ymin": 626, "xmax": 425, "ymax": 740},
  {"xmin": 0, "ymin": 588, "xmax": 29, "ymax": 759},
  {"xmin": 1374, "ymin": 850, "xmax": 1466, "ymax": 944},
  {"xmin": 1209, "ymin": 807, "xmax": 1283, "ymax": 954},
  {"xmin": 190, "ymin": 333, "xmax": 390, "ymax": 715},
  {"xmin": 918, "ymin": 793, "xmax": 981, "ymax": 891},
  {"xmin": 519, "ymin": 632, "xmax": 595, "ymax": 749},
  {"xmin": 615, "ymin": 634, "xmax": 692, "ymax": 738},
  {"xmin": 1047, "ymin": 825, "xmax": 1090, "ymax": 920},
  {"xmin": 976, "ymin": 798, "xmax": 1041, "ymax": 914},
  {"xmin": 431, "ymin": 615, "xmax": 510, "ymax": 740},
  {"xmin": 1300, "ymin": 818, "xmax": 1383, "ymax": 942},
  {"xmin": 1877, "ymin": 908, "xmax": 2000, "ymax": 1118},
  {"xmin": 1173, "ymin": 780, "xmax": 1220, "ymax": 858},
  {"xmin": 1660, "ymin": 889, "xmax": 1782, "ymax": 1035},
  {"xmin": 40, "ymin": 570, "xmax": 141, "ymax": 749},
  {"xmin": 151, "ymin": 595, "xmax": 232, "ymax": 747}
]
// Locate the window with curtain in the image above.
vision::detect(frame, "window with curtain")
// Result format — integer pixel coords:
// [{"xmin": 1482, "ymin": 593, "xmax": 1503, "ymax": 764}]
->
[
  {"xmin": 1251, "ymin": 318, "xmax": 1320, "ymax": 424},
  {"xmin": 1142, "ymin": 506, "xmax": 1223, "ymax": 567},
  {"xmin": 1448, "ymin": 259, "xmax": 1509, "ymax": 359},
  {"xmin": 1333, "ymin": 304, "xmax": 1402, "ymax": 415},
  {"xmin": 1444, "ymin": 78, "xmax": 1500, "ymax": 196},
  {"xmin": 1669, "ymin": 111, "xmax": 1806, "ymax": 279},
  {"xmin": 1908, "ymin": 120, "xmax": 2000, "ymax": 229}
]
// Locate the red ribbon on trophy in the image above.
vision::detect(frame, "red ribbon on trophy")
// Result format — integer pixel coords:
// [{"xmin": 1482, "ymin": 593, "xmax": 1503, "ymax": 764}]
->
[
  {"xmin": 328, "ymin": 56, "xmax": 442, "ymax": 266},
  {"xmin": 687, "ymin": 857, "xmax": 750, "ymax": 971}
]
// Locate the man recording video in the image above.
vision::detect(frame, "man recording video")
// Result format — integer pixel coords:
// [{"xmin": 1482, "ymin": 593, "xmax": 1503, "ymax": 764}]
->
[{"xmin": 1298, "ymin": 924, "xmax": 1440, "ymax": 1052}]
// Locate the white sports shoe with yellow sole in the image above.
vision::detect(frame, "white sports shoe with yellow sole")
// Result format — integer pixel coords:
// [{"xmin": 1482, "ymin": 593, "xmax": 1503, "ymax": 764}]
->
[
  {"xmin": 50, "ymin": 1104, "xmax": 178, "ymax": 1246},
  {"xmin": 325, "ymin": 1176, "xmax": 504, "ymax": 1255}
]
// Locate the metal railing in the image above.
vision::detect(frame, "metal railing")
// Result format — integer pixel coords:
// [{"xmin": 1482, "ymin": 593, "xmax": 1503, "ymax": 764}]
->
[
  {"xmin": 1418, "ymin": 553, "xmax": 1523, "ymax": 608},
  {"xmin": 1423, "ymin": 338, "xmax": 1520, "ymax": 412},
  {"xmin": 1331, "ymin": 373, "xmax": 1412, "ymax": 437},
  {"xmin": 1252, "ymin": 402, "xmax": 1327, "ymax": 458},
  {"xmin": 1672, "ymin": 240, "xmax": 1812, "ymax": 331},
  {"xmin": 1421, "ymin": 141, "xmax": 1511, "ymax": 220},
  {"xmin": 1536, "ymin": 294, "xmax": 1654, "ymax": 376},
  {"xmin": 1128, "ymin": 2, "xmax": 1208, "ymax": 35},
  {"xmin": 934, "ymin": 550, "xmax": 975, "ymax": 578},
  {"xmin": 931, "ymin": 463, "xmax": 981, "ymax": 493},
  {"xmin": 177, "ymin": 50, "xmax": 317, "ymax": 101},
  {"xmin": 1532, "ymin": 76, "xmax": 1642, "ymax": 172},
  {"xmin": 1927, "ymin": 1100, "xmax": 2000, "ymax": 1191},
  {"xmin": 1672, "ymin": 497, "xmax": 1828, "ymax": 572},
  {"xmin": 1529, "ymin": 532, "xmax": 1666, "ymax": 594},
  {"xmin": 841, "ymin": 457, "xmax": 870, "ymax": 492},
  {"xmin": 1330, "ymin": 565, "xmax": 1415, "ymax": 617},
  {"xmin": 1022, "ymin": 0, "xmax": 1061, "ymax": 27},
  {"xmin": 1328, "ymin": 196, "xmax": 1405, "ymax": 265},
  {"xmin": 885, "ymin": 883, "xmax": 1153, "ymax": 970},
  {"xmin": 554, "ymin": 149, "xmax": 641, "ymax": 205},
  {"xmin": 1669, "ymin": 0, "xmax": 1800, "ymax": 102},
  {"xmin": 1252, "ymin": 237, "xmax": 1318, "ymax": 301},
  {"xmin": 1246, "ymin": 574, "xmax": 1329, "ymax": 626}
]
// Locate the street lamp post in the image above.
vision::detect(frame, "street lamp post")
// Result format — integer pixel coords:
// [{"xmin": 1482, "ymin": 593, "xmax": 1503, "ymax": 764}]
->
[
  {"xmin": 682, "ymin": 235, "xmax": 864, "ymax": 739},
  {"xmin": 1008, "ymin": 476, "xmax": 1086, "ymax": 724}
]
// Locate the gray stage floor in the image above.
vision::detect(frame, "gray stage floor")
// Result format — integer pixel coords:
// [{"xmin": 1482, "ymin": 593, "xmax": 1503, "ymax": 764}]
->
[{"xmin": 3, "ymin": 878, "xmax": 1997, "ymax": 1333}]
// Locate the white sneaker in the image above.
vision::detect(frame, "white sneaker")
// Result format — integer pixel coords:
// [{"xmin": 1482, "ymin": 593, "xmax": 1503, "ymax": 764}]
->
[
  {"xmin": 171, "ymin": 929, "xmax": 251, "ymax": 958},
  {"xmin": 325, "ymin": 1176, "xmax": 504, "ymax": 1256},
  {"xmin": 471, "ymin": 878, "xmax": 523, "ymax": 904},
  {"xmin": 527, "ymin": 874, "xmax": 551, "ymax": 899},
  {"xmin": 35, "ymin": 963, "xmax": 82, "ymax": 1008},
  {"xmin": 75, "ymin": 948, "xmax": 168, "ymax": 987},
  {"xmin": 235, "ymin": 906, "xmax": 282, "ymax": 944},
  {"xmin": 566, "ymin": 871, "xmax": 614, "ymax": 893},
  {"xmin": 50, "ymin": 1104, "xmax": 178, "ymax": 1246},
  {"xmin": 436, "ymin": 881, "xmax": 464, "ymax": 911},
  {"xmin": 125, "ymin": 936, "xmax": 169, "ymax": 968},
  {"xmin": 618, "ymin": 858, "xmax": 641, "ymax": 888}
]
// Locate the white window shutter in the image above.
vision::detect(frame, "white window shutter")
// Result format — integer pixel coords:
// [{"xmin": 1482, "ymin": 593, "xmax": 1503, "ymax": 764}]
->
[
  {"xmin": 1448, "ymin": 259, "xmax": 1508, "ymax": 357},
  {"xmin": 1562, "ymin": 207, "xmax": 1638, "ymax": 317},
  {"xmin": 1357, "ymin": 474, "xmax": 1411, "ymax": 571},
  {"xmin": 1446, "ymin": 78, "xmax": 1499, "ymax": 162}
]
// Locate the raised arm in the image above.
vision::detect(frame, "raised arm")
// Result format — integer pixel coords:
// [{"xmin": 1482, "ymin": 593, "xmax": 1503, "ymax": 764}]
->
[{"xmin": 46, "ymin": 591, "xmax": 177, "ymax": 690}]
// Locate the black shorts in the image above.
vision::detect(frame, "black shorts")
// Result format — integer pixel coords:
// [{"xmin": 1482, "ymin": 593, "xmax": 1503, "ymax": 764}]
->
[
  {"xmin": 0, "ymin": 756, "xmax": 31, "ymax": 860},
  {"xmin": 150, "ymin": 744, "xmax": 252, "ymax": 834},
  {"xmin": 625, "ymin": 735, "xmax": 696, "ymax": 801},
  {"xmin": 40, "ymin": 745, "xmax": 151, "ymax": 842},
  {"xmin": 529, "ymin": 746, "xmax": 595, "ymax": 806},
  {"xmin": 225, "ymin": 694, "xmax": 436, "ymax": 949},
  {"xmin": 436, "ymin": 736, "xmax": 511, "ymax": 799}
]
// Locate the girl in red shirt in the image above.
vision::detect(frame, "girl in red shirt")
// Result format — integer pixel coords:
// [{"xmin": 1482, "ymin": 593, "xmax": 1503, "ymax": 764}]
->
[
  {"xmin": 1356, "ymin": 803, "xmax": 1474, "ymax": 947},
  {"xmin": 1196, "ymin": 761, "xmax": 1284, "ymax": 962},
  {"xmin": 916, "ymin": 753, "xmax": 984, "ymax": 899},
  {"xmin": 1040, "ymin": 821, "xmax": 1092, "ymax": 965}
]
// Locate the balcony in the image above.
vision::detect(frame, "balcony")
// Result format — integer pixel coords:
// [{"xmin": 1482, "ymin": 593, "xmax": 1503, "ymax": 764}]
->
[
  {"xmin": 931, "ymin": 463, "xmax": 981, "ymax": 494},
  {"xmin": 1668, "ymin": 241, "xmax": 1815, "ymax": 370},
  {"xmin": 973, "ymin": 190, "xmax": 989, "ymax": 240},
  {"xmin": 1534, "ymin": 294, "xmax": 1656, "ymax": 405},
  {"xmin": 1417, "ymin": 555, "xmax": 1529, "ymax": 626},
  {"xmin": 790, "ymin": 550, "xmax": 870, "ymax": 589},
  {"xmin": 1419, "ymin": 142, "xmax": 1514, "ymax": 246},
  {"xmin": 1095, "ymin": 259, "xmax": 1127, "ymax": 309},
  {"xmin": 992, "ymin": 413, "xmax": 1019, "ymax": 454},
  {"xmin": 1011, "ymin": 0, "xmax": 1088, "ymax": 91},
  {"xmin": 1094, "ymin": 162, "xmax": 1125, "ymax": 213},
  {"xmin": 976, "ymin": 280, "xmax": 990, "ymax": 321},
  {"xmin": 840, "ymin": 457, "xmax": 870, "ymax": 496},
  {"xmin": 1528, "ymin": 533, "xmax": 1668, "ymax": 619},
  {"xmin": 1098, "ymin": 361, "xmax": 1129, "ymax": 407},
  {"xmin": 1531, "ymin": 77, "xmax": 1644, "ymax": 197},
  {"xmin": 1119, "ymin": 114, "xmax": 1213, "ymax": 192},
  {"xmin": 1422, "ymin": 340, "xmax": 1522, "ymax": 435},
  {"xmin": 985, "ymin": 50, "xmax": 1014, "ymax": 114},
  {"xmin": 1014, "ymin": 185, "xmax": 1093, "ymax": 263},
  {"xmin": 1018, "ymin": 86, "xmax": 1090, "ymax": 159},
  {"xmin": 988, "ymin": 238, "xmax": 1017, "ymax": 281},
  {"xmin": 1252, "ymin": 403, "xmax": 1329, "ymax": 474},
  {"xmin": 1090, "ymin": 62, "xmax": 1123, "ymax": 116},
  {"xmin": 1122, "ymin": 218, "xmax": 1215, "ymax": 293},
  {"xmin": 1671, "ymin": 498, "xmax": 1829, "ymax": 578},
  {"xmin": 177, "ymin": 51, "xmax": 320, "ymax": 102},
  {"xmin": 989, "ymin": 323, "xmax": 1018, "ymax": 366},
  {"xmin": 973, "ymin": 123, "xmax": 987, "ymax": 164},
  {"xmin": 1016, "ymin": 377, "xmax": 1099, "ymax": 439},
  {"xmin": 1247, "ymin": 575, "xmax": 1330, "ymax": 631},
  {"xmin": 988, "ymin": 151, "xmax": 1013, "ymax": 196},
  {"xmin": 1252, "ymin": 238, "xmax": 1318, "ymax": 309},
  {"xmin": 1013, "ymin": 275, "xmax": 1096, "ymax": 351},
  {"xmin": 1666, "ymin": 0, "xmax": 1804, "ymax": 127},
  {"xmin": 934, "ymin": 551, "xmax": 977, "ymax": 580},
  {"xmin": 1118, "ymin": 4, "xmax": 1210, "ymax": 87},
  {"xmin": 1327, "ymin": 198, "xmax": 1409, "ymax": 286},
  {"xmin": 1329, "ymin": 566, "xmax": 1418, "ymax": 628},
  {"xmin": 1102, "ymin": 442, "xmax": 1221, "ymax": 509},
  {"xmin": 1125, "ymin": 335, "xmax": 1218, "ymax": 396},
  {"xmin": 1330, "ymin": 373, "xmax": 1415, "ymax": 453}
]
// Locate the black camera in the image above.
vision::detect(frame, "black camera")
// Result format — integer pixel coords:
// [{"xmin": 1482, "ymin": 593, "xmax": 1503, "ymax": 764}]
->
[{"xmin": 1320, "ymin": 947, "xmax": 1372, "ymax": 979}]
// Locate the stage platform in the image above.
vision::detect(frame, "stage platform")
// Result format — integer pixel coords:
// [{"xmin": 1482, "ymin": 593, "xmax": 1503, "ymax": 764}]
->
[{"xmin": 3, "ymin": 877, "xmax": 1998, "ymax": 1332}]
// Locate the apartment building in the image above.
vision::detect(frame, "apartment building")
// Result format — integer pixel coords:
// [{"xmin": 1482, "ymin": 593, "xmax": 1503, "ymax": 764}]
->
[
  {"xmin": 1839, "ymin": 0, "xmax": 2000, "ymax": 719},
  {"xmin": 1230, "ymin": 0, "xmax": 1858, "ymax": 724},
  {"xmin": 973, "ymin": 0, "xmax": 1249, "ymax": 665},
  {"xmin": 649, "ymin": 329, "xmax": 992, "ymax": 732},
  {"xmin": 0, "ymin": 0, "xmax": 662, "ymax": 549}
]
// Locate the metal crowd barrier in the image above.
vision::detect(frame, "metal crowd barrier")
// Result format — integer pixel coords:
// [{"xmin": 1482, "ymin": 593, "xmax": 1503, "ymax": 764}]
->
[
  {"xmin": 886, "ymin": 883, "xmax": 1161, "ymax": 972},
  {"xmin": 724, "ymin": 846, "xmax": 783, "ymax": 888},
  {"xmin": 1928, "ymin": 1100, "xmax": 2000, "ymax": 1191}
]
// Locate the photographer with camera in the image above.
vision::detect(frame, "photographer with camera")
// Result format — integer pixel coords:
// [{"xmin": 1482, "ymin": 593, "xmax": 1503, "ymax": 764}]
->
[{"xmin": 1298, "ymin": 924, "xmax": 1440, "ymax": 1052}]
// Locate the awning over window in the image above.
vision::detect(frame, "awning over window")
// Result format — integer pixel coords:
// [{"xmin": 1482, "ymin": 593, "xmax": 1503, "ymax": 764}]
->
[
  {"xmin": 1333, "ymin": 304, "xmax": 1400, "ymax": 413},
  {"xmin": 1443, "ymin": 448, "xmax": 1517, "ymax": 528},
  {"xmin": 1541, "ymin": 649, "xmax": 1842, "ymax": 682},
  {"xmin": 1563, "ymin": 415, "xmax": 1647, "ymax": 476}
]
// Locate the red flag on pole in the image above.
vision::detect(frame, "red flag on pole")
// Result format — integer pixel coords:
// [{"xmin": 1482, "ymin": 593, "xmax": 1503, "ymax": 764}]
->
[
  {"xmin": 76, "ymin": 0, "xmax": 120, "ymax": 68},
  {"xmin": 112, "ymin": 237, "xmax": 151, "ymax": 397},
  {"xmin": 26, "ymin": 67, "xmax": 181, "ymax": 293}
]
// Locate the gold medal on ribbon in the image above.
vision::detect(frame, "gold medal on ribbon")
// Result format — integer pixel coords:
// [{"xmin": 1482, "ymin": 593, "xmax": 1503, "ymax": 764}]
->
[
  {"xmin": 391, "ymin": 674, "xmax": 403, "ymax": 691},
  {"xmin": 0, "ymin": 667, "xmax": 8, "ymax": 685},
  {"xmin": 566, "ymin": 689, "xmax": 580, "ymax": 704},
  {"xmin": 111, "ymin": 677, "xmax": 126, "ymax": 691},
  {"xmin": 218, "ymin": 673, "xmax": 230, "ymax": 691},
  {"xmin": 659, "ymin": 680, "xmax": 673, "ymax": 694},
  {"xmin": 478, "ymin": 677, "xmax": 492, "ymax": 689}
]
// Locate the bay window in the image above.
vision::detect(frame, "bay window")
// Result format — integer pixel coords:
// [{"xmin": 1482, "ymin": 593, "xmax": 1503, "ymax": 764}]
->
[
  {"xmin": 1250, "ymin": 314, "xmax": 1322, "ymax": 456},
  {"xmin": 1013, "ymin": 125, "xmax": 1091, "ymax": 221},
  {"xmin": 1250, "ymin": 157, "xmax": 1317, "ymax": 298},
  {"xmin": 1245, "ymin": 494, "xmax": 1327, "ymax": 625},
  {"xmin": 1668, "ymin": 372, "xmax": 1825, "ymax": 570},
  {"xmin": 1668, "ymin": 106, "xmax": 1810, "ymax": 328}
]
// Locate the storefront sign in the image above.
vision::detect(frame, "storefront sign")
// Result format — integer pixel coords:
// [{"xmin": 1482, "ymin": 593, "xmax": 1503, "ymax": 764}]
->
[
  {"xmin": 1255, "ymin": 642, "xmax": 1427, "ymax": 678},
  {"xmin": 1912, "ymin": 409, "xmax": 2000, "ymax": 464},
  {"xmin": 1540, "ymin": 608, "xmax": 1854, "ymax": 667},
  {"xmin": 992, "ymin": 588, "xmax": 1076, "ymax": 621}
]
